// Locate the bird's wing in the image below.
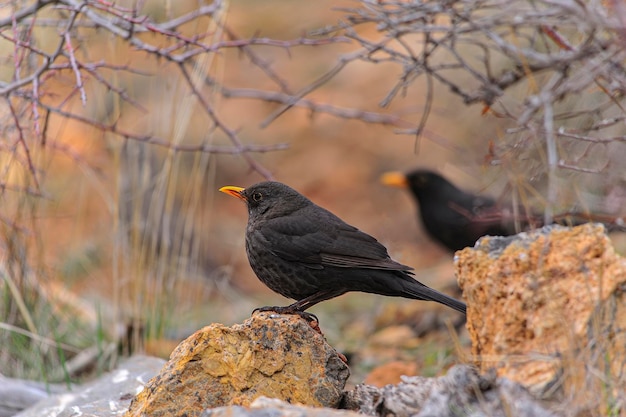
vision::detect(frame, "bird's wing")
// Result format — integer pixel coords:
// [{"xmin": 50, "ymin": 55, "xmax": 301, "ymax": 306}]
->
[
  {"xmin": 318, "ymin": 226, "xmax": 413, "ymax": 271},
  {"xmin": 258, "ymin": 216, "xmax": 331, "ymax": 269},
  {"xmin": 471, "ymin": 195, "xmax": 498, "ymax": 213},
  {"xmin": 446, "ymin": 193, "xmax": 509, "ymax": 225},
  {"xmin": 259, "ymin": 208, "xmax": 412, "ymax": 272}
]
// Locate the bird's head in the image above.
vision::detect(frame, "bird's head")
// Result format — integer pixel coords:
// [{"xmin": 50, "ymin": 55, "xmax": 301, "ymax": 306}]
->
[
  {"xmin": 219, "ymin": 181, "xmax": 311, "ymax": 219},
  {"xmin": 381, "ymin": 169, "xmax": 454, "ymax": 199}
]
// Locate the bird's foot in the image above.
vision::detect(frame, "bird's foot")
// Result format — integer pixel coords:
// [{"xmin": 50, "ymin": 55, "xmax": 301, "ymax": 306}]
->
[{"xmin": 252, "ymin": 306, "xmax": 319, "ymax": 324}]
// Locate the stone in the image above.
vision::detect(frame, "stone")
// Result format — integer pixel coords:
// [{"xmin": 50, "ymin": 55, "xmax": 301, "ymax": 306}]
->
[
  {"xmin": 455, "ymin": 223, "xmax": 626, "ymax": 398},
  {"xmin": 343, "ymin": 364, "xmax": 557, "ymax": 417},
  {"xmin": 363, "ymin": 360, "xmax": 419, "ymax": 387},
  {"xmin": 368, "ymin": 325, "xmax": 416, "ymax": 348},
  {"xmin": 0, "ymin": 376, "xmax": 64, "ymax": 417},
  {"xmin": 14, "ymin": 355, "xmax": 166, "ymax": 417},
  {"xmin": 374, "ymin": 294, "xmax": 466, "ymax": 337},
  {"xmin": 201, "ymin": 396, "xmax": 363, "ymax": 417},
  {"xmin": 125, "ymin": 312, "xmax": 349, "ymax": 417}
]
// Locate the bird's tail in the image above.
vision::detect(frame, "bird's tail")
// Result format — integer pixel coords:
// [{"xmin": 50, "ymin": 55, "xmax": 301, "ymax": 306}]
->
[{"xmin": 402, "ymin": 281, "xmax": 467, "ymax": 314}]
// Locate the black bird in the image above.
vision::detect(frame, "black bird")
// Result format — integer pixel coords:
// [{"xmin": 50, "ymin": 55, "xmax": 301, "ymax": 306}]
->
[
  {"xmin": 381, "ymin": 170, "xmax": 528, "ymax": 252},
  {"xmin": 380, "ymin": 169, "xmax": 626, "ymax": 251},
  {"xmin": 220, "ymin": 181, "xmax": 466, "ymax": 315}
]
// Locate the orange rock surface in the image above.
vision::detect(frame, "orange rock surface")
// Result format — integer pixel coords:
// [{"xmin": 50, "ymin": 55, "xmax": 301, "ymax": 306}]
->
[
  {"xmin": 456, "ymin": 223, "xmax": 626, "ymax": 395},
  {"xmin": 125, "ymin": 312, "xmax": 349, "ymax": 417}
]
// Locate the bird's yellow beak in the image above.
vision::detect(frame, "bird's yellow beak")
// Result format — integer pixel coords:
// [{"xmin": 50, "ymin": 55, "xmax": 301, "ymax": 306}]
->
[
  {"xmin": 380, "ymin": 171, "xmax": 408, "ymax": 188},
  {"xmin": 219, "ymin": 185, "xmax": 246, "ymax": 201}
]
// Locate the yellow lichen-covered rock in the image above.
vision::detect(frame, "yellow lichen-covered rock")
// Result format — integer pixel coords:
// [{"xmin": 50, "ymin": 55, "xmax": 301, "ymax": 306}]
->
[
  {"xmin": 125, "ymin": 312, "xmax": 349, "ymax": 417},
  {"xmin": 455, "ymin": 223, "xmax": 626, "ymax": 396}
]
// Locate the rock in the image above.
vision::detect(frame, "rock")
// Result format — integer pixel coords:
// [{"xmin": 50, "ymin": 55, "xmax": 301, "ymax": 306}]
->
[
  {"xmin": 14, "ymin": 355, "xmax": 165, "ymax": 417},
  {"xmin": 368, "ymin": 325, "xmax": 416, "ymax": 348},
  {"xmin": 125, "ymin": 312, "xmax": 349, "ymax": 417},
  {"xmin": 363, "ymin": 361, "xmax": 419, "ymax": 387},
  {"xmin": 0, "ymin": 376, "xmax": 65, "ymax": 417},
  {"xmin": 374, "ymin": 294, "xmax": 466, "ymax": 337},
  {"xmin": 343, "ymin": 364, "xmax": 557, "ymax": 417},
  {"xmin": 455, "ymin": 223, "xmax": 626, "ymax": 397},
  {"xmin": 201, "ymin": 396, "xmax": 363, "ymax": 417}
]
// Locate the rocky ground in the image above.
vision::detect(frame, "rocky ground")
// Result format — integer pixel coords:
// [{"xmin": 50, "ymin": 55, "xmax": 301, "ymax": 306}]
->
[{"xmin": 5, "ymin": 224, "xmax": 626, "ymax": 417}]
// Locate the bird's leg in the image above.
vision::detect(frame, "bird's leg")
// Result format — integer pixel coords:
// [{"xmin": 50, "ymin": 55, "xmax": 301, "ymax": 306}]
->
[
  {"xmin": 289, "ymin": 289, "xmax": 347, "ymax": 311},
  {"xmin": 252, "ymin": 289, "xmax": 345, "ymax": 323}
]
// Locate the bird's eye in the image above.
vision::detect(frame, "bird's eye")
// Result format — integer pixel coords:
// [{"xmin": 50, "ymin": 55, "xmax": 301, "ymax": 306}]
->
[{"xmin": 252, "ymin": 192, "xmax": 263, "ymax": 202}]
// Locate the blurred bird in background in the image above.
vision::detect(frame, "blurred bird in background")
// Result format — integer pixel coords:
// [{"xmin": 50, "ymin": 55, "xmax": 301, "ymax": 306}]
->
[{"xmin": 381, "ymin": 169, "xmax": 624, "ymax": 252}]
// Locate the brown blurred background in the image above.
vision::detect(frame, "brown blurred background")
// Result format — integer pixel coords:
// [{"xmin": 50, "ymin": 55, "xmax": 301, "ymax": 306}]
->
[{"xmin": 3, "ymin": 0, "xmax": 625, "ymax": 383}]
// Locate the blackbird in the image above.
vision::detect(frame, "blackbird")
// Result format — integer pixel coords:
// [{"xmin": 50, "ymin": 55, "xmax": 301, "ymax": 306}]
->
[
  {"xmin": 220, "ymin": 181, "xmax": 466, "ymax": 315},
  {"xmin": 381, "ymin": 170, "xmax": 525, "ymax": 252},
  {"xmin": 380, "ymin": 169, "xmax": 626, "ymax": 252}
]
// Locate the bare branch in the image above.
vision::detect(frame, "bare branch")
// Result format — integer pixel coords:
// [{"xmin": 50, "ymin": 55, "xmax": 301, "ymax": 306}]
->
[{"xmin": 37, "ymin": 101, "xmax": 289, "ymax": 155}]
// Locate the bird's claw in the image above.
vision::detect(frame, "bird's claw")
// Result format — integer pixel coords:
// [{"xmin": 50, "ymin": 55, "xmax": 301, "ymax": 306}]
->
[{"xmin": 252, "ymin": 306, "xmax": 319, "ymax": 324}]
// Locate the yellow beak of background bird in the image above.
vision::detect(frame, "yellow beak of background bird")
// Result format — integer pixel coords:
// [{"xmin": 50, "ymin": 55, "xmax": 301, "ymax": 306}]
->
[{"xmin": 380, "ymin": 171, "xmax": 408, "ymax": 188}]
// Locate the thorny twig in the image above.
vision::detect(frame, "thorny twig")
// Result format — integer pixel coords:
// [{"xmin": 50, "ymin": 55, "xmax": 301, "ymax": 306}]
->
[
  {"xmin": 3, "ymin": 0, "xmax": 626, "ymax": 206},
  {"xmin": 0, "ymin": 0, "xmax": 352, "ymax": 191},
  {"xmin": 333, "ymin": 0, "xmax": 626, "ymax": 184}
]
